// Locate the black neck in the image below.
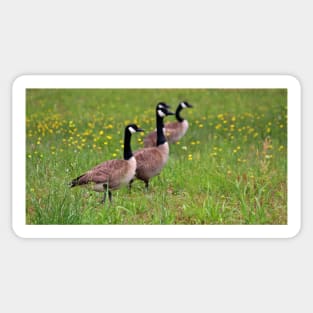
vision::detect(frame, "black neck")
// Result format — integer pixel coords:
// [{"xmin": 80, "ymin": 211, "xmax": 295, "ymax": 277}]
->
[
  {"xmin": 156, "ymin": 112, "xmax": 166, "ymax": 146},
  {"xmin": 123, "ymin": 129, "xmax": 133, "ymax": 160},
  {"xmin": 176, "ymin": 105, "xmax": 184, "ymax": 122}
]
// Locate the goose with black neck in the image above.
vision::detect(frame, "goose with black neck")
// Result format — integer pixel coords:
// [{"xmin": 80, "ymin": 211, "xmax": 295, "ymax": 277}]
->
[
  {"xmin": 130, "ymin": 103, "xmax": 174, "ymax": 190},
  {"xmin": 143, "ymin": 101, "xmax": 193, "ymax": 147},
  {"xmin": 70, "ymin": 124, "xmax": 143, "ymax": 203}
]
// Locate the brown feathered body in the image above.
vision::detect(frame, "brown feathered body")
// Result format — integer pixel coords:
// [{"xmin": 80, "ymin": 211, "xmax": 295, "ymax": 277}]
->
[
  {"xmin": 143, "ymin": 119, "xmax": 189, "ymax": 148},
  {"xmin": 71, "ymin": 157, "xmax": 137, "ymax": 192},
  {"xmin": 134, "ymin": 142, "xmax": 169, "ymax": 182}
]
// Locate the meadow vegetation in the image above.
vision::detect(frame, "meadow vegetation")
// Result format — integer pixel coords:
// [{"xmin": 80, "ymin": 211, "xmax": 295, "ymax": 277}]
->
[{"xmin": 26, "ymin": 88, "xmax": 287, "ymax": 224}]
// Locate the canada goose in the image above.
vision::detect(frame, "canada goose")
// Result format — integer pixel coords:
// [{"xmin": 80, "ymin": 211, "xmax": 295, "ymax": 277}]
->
[
  {"xmin": 70, "ymin": 124, "xmax": 143, "ymax": 203},
  {"xmin": 143, "ymin": 101, "xmax": 193, "ymax": 147},
  {"xmin": 130, "ymin": 104, "xmax": 174, "ymax": 190}
]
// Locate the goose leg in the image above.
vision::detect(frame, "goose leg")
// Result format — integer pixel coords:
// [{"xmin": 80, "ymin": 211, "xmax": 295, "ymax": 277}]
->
[
  {"xmin": 102, "ymin": 192, "xmax": 107, "ymax": 204},
  {"xmin": 101, "ymin": 184, "xmax": 110, "ymax": 204},
  {"xmin": 128, "ymin": 179, "xmax": 134, "ymax": 193},
  {"xmin": 144, "ymin": 180, "xmax": 149, "ymax": 191}
]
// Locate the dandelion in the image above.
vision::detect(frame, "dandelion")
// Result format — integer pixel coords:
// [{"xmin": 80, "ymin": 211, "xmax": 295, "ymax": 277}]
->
[
  {"xmin": 215, "ymin": 124, "xmax": 222, "ymax": 130},
  {"xmin": 112, "ymin": 153, "xmax": 117, "ymax": 157},
  {"xmin": 182, "ymin": 146, "xmax": 187, "ymax": 150},
  {"xmin": 188, "ymin": 154, "xmax": 193, "ymax": 161},
  {"xmin": 278, "ymin": 145, "xmax": 284, "ymax": 151},
  {"xmin": 99, "ymin": 130, "xmax": 104, "ymax": 135},
  {"xmin": 106, "ymin": 135, "xmax": 112, "ymax": 140}
]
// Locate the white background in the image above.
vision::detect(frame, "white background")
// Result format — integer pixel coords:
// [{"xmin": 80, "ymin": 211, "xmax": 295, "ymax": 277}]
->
[{"xmin": 1, "ymin": 1, "xmax": 310, "ymax": 312}]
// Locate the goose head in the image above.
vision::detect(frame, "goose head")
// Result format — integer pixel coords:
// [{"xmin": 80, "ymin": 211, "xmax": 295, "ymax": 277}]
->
[
  {"xmin": 156, "ymin": 105, "xmax": 175, "ymax": 118},
  {"xmin": 126, "ymin": 124, "xmax": 144, "ymax": 134},
  {"xmin": 179, "ymin": 101, "xmax": 193, "ymax": 109}
]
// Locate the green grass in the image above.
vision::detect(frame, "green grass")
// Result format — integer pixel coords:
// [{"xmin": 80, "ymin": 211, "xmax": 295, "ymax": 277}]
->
[{"xmin": 26, "ymin": 88, "xmax": 287, "ymax": 225}]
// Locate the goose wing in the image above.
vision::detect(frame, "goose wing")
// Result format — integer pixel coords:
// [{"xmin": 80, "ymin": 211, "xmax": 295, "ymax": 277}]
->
[
  {"xmin": 71, "ymin": 159, "xmax": 129, "ymax": 189},
  {"xmin": 134, "ymin": 148, "xmax": 164, "ymax": 179}
]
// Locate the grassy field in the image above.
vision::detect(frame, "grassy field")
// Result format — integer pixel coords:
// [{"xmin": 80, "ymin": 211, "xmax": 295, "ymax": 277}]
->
[{"xmin": 26, "ymin": 88, "xmax": 287, "ymax": 225}]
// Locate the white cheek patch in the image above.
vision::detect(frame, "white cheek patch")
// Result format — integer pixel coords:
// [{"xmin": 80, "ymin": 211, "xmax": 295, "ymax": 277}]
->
[
  {"xmin": 128, "ymin": 126, "xmax": 136, "ymax": 134},
  {"xmin": 158, "ymin": 109, "xmax": 166, "ymax": 117},
  {"xmin": 158, "ymin": 104, "xmax": 165, "ymax": 109},
  {"xmin": 181, "ymin": 102, "xmax": 187, "ymax": 108}
]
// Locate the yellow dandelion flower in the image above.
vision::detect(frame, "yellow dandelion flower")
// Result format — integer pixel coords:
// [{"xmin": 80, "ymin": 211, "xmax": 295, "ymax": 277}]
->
[
  {"xmin": 112, "ymin": 153, "xmax": 117, "ymax": 157},
  {"xmin": 106, "ymin": 135, "xmax": 112, "ymax": 140},
  {"xmin": 99, "ymin": 130, "xmax": 104, "ymax": 135}
]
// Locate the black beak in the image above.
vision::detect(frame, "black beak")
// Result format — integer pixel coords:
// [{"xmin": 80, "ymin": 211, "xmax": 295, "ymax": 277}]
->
[
  {"xmin": 137, "ymin": 128, "xmax": 144, "ymax": 132},
  {"xmin": 167, "ymin": 110, "xmax": 175, "ymax": 115},
  {"xmin": 188, "ymin": 104, "xmax": 193, "ymax": 108}
]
